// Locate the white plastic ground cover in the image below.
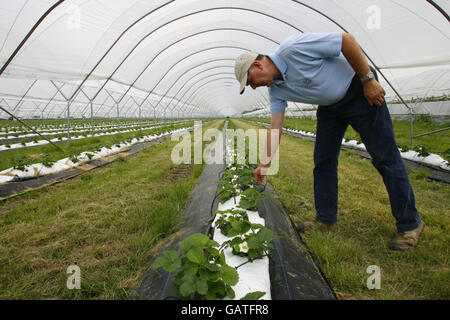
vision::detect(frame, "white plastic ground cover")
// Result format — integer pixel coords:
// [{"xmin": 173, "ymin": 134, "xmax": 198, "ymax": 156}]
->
[
  {"xmin": 212, "ymin": 196, "xmax": 271, "ymax": 300},
  {"xmin": 0, "ymin": 124, "xmax": 200, "ymax": 184},
  {"xmin": 0, "ymin": 120, "xmax": 186, "ymax": 138},
  {"xmin": 248, "ymin": 120, "xmax": 450, "ymax": 171},
  {"xmin": 282, "ymin": 127, "xmax": 450, "ymax": 171},
  {"xmin": 0, "ymin": 121, "xmax": 190, "ymax": 151},
  {"xmin": 210, "ymin": 125, "xmax": 271, "ymax": 300}
]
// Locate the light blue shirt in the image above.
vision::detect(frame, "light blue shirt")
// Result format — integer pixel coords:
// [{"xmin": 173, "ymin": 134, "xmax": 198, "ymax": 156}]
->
[{"xmin": 267, "ymin": 33, "xmax": 355, "ymax": 114}]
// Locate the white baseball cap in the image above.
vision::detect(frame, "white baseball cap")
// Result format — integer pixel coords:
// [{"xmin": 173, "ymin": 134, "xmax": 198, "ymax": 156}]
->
[{"xmin": 234, "ymin": 51, "xmax": 258, "ymax": 94}]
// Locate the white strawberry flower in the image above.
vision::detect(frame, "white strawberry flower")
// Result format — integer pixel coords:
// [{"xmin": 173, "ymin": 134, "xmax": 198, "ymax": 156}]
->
[{"xmin": 239, "ymin": 242, "xmax": 249, "ymax": 253}]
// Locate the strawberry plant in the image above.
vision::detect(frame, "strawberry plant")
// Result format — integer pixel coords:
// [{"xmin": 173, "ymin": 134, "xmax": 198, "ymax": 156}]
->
[
  {"xmin": 238, "ymin": 187, "xmax": 264, "ymax": 211},
  {"xmin": 225, "ymin": 226, "xmax": 276, "ymax": 261},
  {"xmin": 444, "ymin": 148, "xmax": 450, "ymax": 163},
  {"xmin": 85, "ymin": 152, "xmax": 94, "ymax": 160},
  {"xmin": 41, "ymin": 153, "xmax": 56, "ymax": 168},
  {"xmin": 12, "ymin": 156, "xmax": 32, "ymax": 171},
  {"xmin": 414, "ymin": 145, "xmax": 430, "ymax": 157},
  {"xmin": 398, "ymin": 143, "xmax": 409, "ymax": 152},
  {"xmin": 217, "ymin": 177, "xmax": 239, "ymax": 203},
  {"xmin": 240, "ymin": 291, "xmax": 266, "ymax": 300},
  {"xmin": 214, "ymin": 209, "xmax": 251, "ymax": 237},
  {"xmin": 218, "ymin": 164, "xmax": 258, "ymax": 203},
  {"xmin": 150, "ymin": 233, "xmax": 239, "ymax": 300}
]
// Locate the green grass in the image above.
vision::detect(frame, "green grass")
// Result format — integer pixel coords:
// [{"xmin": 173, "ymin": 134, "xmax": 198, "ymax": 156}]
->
[
  {"xmin": 247, "ymin": 116, "xmax": 450, "ymax": 162},
  {"xmin": 0, "ymin": 119, "xmax": 224, "ymax": 299},
  {"xmin": 232, "ymin": 118, "xmax": 449, "ymax": 300}
]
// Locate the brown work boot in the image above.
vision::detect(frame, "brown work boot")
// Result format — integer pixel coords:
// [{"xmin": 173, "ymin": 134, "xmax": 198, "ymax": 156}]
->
[
  {"xmin": 296, "ymin": 220, "xmax": 335, "ymax": 233},
  {"xmin": 389, "ymin": 221, "xmax": 425, "ymax": 251}
]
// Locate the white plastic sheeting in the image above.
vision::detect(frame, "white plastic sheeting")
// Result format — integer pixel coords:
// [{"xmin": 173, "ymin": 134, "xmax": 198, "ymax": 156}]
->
[{"xmin": 0, "ymin": 0, "xmax": 449, "ymax": 119}]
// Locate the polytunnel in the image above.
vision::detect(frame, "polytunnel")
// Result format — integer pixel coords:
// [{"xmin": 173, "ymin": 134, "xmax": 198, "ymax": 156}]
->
[
  {"xmin": 0, "ymin": 0, "xmax": 449, "ymax": 304},
  {"xmin": 0, "ymin": 0, "xmax": 449, "ymax": 120}
]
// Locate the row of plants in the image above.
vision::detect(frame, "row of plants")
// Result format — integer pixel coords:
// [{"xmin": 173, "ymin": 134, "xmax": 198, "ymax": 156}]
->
[
  {"xmin": 0, "ymin": 117, "xmax": 187, "ymax": 130},
  {"xmin": 151, "ymin": 120, "xmax": 275, "ymax": 300},
  {"xmin": 0, "ymin": 119, "xmax": 190, "ymax": 137},
  {"xmin": 0, "ymin": 121, "xmax": 197, "ymax": 173},
  {"xmin": 0, "ymin": 120, "xmax": 190, "ymax": 148},
  {"xmin": 246, "ymin": 116, "xmax": 450, "ymax": 163}
]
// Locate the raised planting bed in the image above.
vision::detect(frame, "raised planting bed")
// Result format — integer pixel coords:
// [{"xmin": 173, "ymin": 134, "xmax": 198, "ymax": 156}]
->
[
  {"xmin": 0, "ymin": 122, "xmax": 199, "ymax": 185},
  {"xmin": 147, "ymin": 124, "xmax": 272, "ymax": 300},
  {"xmin": 140, "ymin": 120, "xmax": 335, "ymax": 300},
  {"xmin": 0, "ymin": 120, "xmax": 191, "ymax": 151},
  {"xmin": 245, "ymin": 119, "xmax": 450, "ymax": 183}
]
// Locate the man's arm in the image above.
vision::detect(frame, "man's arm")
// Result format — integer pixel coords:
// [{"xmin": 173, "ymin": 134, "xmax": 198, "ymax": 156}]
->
[
  {"xmin": 253, "ymin": 109, "xmax": 285, "ymax": 183},
  {"xmin": 341, "ymin": 33, "xmax": 386, "ymax": 107}
]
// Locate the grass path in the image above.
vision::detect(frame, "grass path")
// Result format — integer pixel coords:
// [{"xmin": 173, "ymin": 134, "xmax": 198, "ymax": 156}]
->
[
  {"xmin": 232, "ymin": 118, "xmax": 449, "ymax": 300},
  {"xmin": 0, "ymin": 120, "xmax": 224, "ymax": 299}
]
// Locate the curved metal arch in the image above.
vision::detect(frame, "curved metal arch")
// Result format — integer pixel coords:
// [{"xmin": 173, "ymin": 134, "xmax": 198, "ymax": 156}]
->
[
  {"xmin": 2, "ymin": 1, "xmax": 448, "ymax": 120},
  {"xmin": 69, "ymin": 11, "xmax": 303, "ymax": 119},
  {"xmin": 187, "ymin": 85, "xmax": 253, "ymax": 118},
  {"xmin": 426, "ymin": 0, "xmax": 450, "ymax": 21},
  {"xmin": 186, "ymin": 87, "xmax": 234, "ymax": 117},
  {"xmin": 135, "ymin": 26, "xmax": 281, "ymax": 112},
  {"xmin": 175, "ymin": 74, "xmax": 237, "ymax": 114},
  {"xmin": 177, "ymin": 76, "xmax": 238, "ymax": 116},
  {"xmin": 0, "ymin": 0, "xmax": 65, "ymax": 76},
  {"xmin": 163, "ymin": 65, "xmax": 235, "ymax": 115},
  {"xmin": 68, "ymin": 4, "xmax": 303, "ymax": 103},
  {"xmin": 169, "ymin": 72, "xmax": 238, "ymax": 116},
  {"xmin": 180, "ymin": 78, "xmax": 272, "ymax": 118},
  {"xmin": 192, "ymin": 83, "xmax": 271, "ymax": 116},
  {"xmin": 150, "ymin": 60, "xmax": 235, "ymax": 113},
  {"xmin": 128, "ymin": 25, "xmax": 281, "ymax": 117},
  {"xmin": 132, "ymin": 45, "xmax": 248, "ymax": 115},
  {"xmin": 190, "ymin": 85, "xmax": 268, "ymax": 118},
  {"xmin": 104, "ymin": 27, "xmax": 283, "ymax": 108},
  {"xmin": 159, "ymin": 58, "xmax": 236, "ymax": 113},
  {"xmin": 171, "ymin": 73, "xmax": 238, "ymax": 117}
]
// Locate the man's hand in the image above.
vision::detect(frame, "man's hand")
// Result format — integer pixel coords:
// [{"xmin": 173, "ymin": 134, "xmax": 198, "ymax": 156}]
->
[
  {"xmin": 363, "ymin": 79, "xmax": 386, "ymax": 107},
  {"xmin": 253, "ymin": 164, "xmax": 269, "ymax": 184}
]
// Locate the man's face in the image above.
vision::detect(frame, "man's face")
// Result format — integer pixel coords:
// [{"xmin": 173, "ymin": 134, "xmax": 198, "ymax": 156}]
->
[{"xmin": 246, "ymin": 61, "xmax": 273, "ymax": 90}]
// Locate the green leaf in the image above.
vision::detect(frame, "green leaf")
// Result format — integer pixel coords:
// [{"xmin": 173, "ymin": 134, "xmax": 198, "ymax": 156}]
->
[
  {"xmin": 230, "ymin": 237, "xmax": 244, "ymax": 246},
  {"xmin": 150, "ymin": 250, "xmax": 181, "ymax": 272},
  {"xmin": 186, "ymin": 247, "xmax": 205, "ymax": 265},
  {"xmin": 259, "ymin": 227, "xmax": 275, "ymax": 242},
  {"xmin": 238, "ymin": 187, "xmax": 263, "ymax": 210},
  {"xmin": 183, "ymin": 264, "xmax": 198, "ymax": 277},
  {"xmin": 179, "ymin": 233, "xmax": 218, "ymax": 252},
  {"xmin": 196, "ymin": 278, "xmax": 208, "ymax": 295},
  {"xmin": 150, "ymin": 256, "xmax": 166, "ymax": 270},
  {"xmin": 221, "ymin": 264, "xmax": 239, "ymax": 286},
  {"xmin": 240, "ymin": 291, "xmax": 266, "ymax": 300},
  {"xmin": 200, "ymin": 268, "xmax": 220, "ymax": 281},
  {"xmin": 205, "ymin": 289, "xmax": 217, "ymax": 300},
  {"xmin": 225, "ymin": 286, "xmax": 236, "ymax": 299},
  {"xmin": 204, "ymin": 262, "xmax": 220, "ymax": 272},
  {"xmin": 207, "ymin": 248, "xmax": 219, "ymax": 257},
  {"xmin": 218, "ymin": 251, "xmax": 226, "ymax": 266},
  {"xmin": 179, "ymin": 280, "xmax": 196, "ymax": 297},
  {"xmin": 248, "ymin": 249, "xmax": 260, "ymax": 260}
]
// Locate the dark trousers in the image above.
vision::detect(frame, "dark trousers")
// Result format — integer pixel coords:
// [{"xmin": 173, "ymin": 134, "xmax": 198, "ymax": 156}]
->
[{"xmin": 314, "ymin": 68, "xmax": 421, "ymax": 232}]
